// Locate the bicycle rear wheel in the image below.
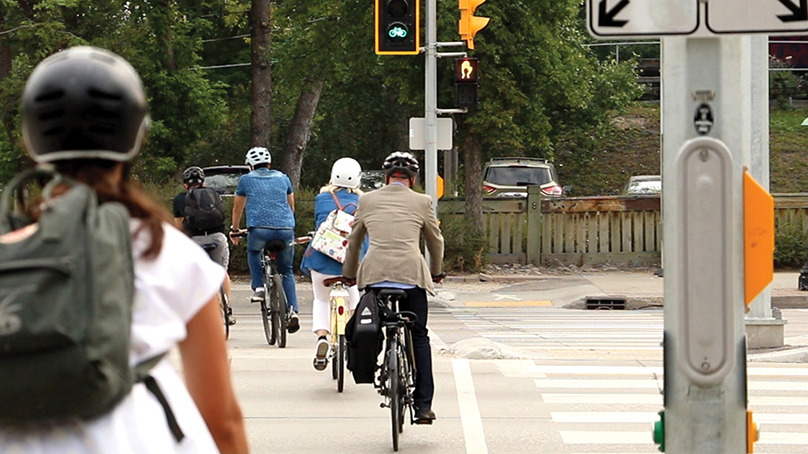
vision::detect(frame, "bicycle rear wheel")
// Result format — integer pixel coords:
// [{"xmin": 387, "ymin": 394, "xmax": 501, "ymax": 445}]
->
[
  {"xmin": 396, "ymin": 340, "xmax": 408, "ymax": 434},
  {"xmin": 331, "ymin": 334, "xmax": 338, "ymax": 380},
  {"xmin": 337, "ymin": 334, "xmax": 345, "ymax": 393},
  {"xmin": 220, "ymin": 287, "xmax": 230, "ymax": 340},
  {"xmin": 388, "ymin": 338, "xmax": 400, "ymax": 451},
  {"xmin": 273, "ymin": 273, "xmax": 288, "ymax": 348}
]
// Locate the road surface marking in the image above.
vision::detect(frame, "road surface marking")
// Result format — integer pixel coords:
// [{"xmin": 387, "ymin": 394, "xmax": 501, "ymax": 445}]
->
[
  {"xmin": 464, "ymin": 300, "xmax": 552, "ymax": 307},
  {"xmin": 492, "ymin": 293, "xmax": 520, "ymax": 301},
  {"xmin": 452, "ymin": 359, "xmax": 488, "ymax": 454},
  {"xmin": 527, "ymin": 365, "xmax": 808, "ymax": 376},
  {"xmin": 561, "ymin": 431, "xmax": 651, "ymax": 444},
  {"xmin": 553, "ymin": 412, "xmax": 808, "ymax": 424},
  {"xmin": 536, "ymin": 378, "xmax": 808, "ymax": 391},
  {"xmin": 543, "ymin": 393, "xmax": 808, "ymax": 406}
]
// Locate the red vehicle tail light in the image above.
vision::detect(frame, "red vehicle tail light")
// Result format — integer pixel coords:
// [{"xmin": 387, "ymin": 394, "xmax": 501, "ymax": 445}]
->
[
  {"xmin": 338, "ymin": 306, "xmax": 344, "ymax": 315},
  {"xmin": 541, "ymin": 184, "xmax": 563, "ymax": 196},
  {"xmin": 483, "ymin": 185, "xmax": 496, "ymax": 194}
]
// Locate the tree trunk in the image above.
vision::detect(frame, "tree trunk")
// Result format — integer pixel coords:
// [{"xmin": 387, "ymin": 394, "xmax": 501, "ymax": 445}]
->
[
  {"xmin": 151, "ymin": 0, "xmax": 177, "ymax": 72},
  {"xmin": 0, "ymin": 12, "xmax": 14, "ymax": 144},
  {"xmin": 281, "ymin": 77, "xmax": 325, "ymax": 189},
  {"xmin": 462, "ymin": 131, "xmax": 484, "ymax": 233},
  {"xmin": 250, "ymin": 0, "xmax": 272, "ymax": 148}
]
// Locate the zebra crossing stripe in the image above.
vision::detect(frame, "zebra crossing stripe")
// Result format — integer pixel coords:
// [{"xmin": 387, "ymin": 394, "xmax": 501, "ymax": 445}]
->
[
  {"xmin": 536, "ymin": 378, "xmax": 808, "ymax": 391},
  {"xmin": 552, "ymin": 412, "xmax": 808, "ymax": 424},
  {"xmin": 560, "ymin": 431, "xmax": 650, "ymax": 444},
  {"xmin": 543, "ymin": 393, "xmax": 808, "ymax": 406},
  {"xmin": 526, "ymin": 365, "xmax": 808, "ymax": 376}
]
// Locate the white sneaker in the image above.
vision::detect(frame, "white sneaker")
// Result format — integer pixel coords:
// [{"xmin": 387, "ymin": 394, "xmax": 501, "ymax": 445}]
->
[
  {"xmin": 250, "ymin": 287, "xmax": 265, "ymax": 303},
  {"xmin": 313, "ymin": 338, "xmax": 330, "ymax": 371}
]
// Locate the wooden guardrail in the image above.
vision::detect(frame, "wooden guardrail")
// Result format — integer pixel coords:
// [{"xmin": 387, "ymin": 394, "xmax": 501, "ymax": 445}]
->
[{"xmin": 439, "ymin": 191, "xmax": 808, "ymax": 267}]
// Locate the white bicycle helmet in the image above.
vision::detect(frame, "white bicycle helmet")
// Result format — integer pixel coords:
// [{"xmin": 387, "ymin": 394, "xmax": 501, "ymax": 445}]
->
[
  {"xmin": 330, "ymin": 157, "xmax": 362, "ymax": 189},
  {"xmin": 245, "ymin": 146, "xmax": 271, "ymax": 166}
]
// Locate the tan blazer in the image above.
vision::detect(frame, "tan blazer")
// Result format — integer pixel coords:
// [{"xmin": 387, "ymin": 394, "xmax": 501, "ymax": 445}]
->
[{"xmin": 343, "ymin": 183, "xmax": 444, "ymax": 294}]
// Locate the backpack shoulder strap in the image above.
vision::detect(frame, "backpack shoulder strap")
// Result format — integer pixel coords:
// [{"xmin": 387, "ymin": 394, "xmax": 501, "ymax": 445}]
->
[
  {"xmin": 134, "ymin": 353, "xmax": 185, "ymax": 442},
  {"xmin": 329, "ymin": 191, "xmax": 344, "ymax": 211}
]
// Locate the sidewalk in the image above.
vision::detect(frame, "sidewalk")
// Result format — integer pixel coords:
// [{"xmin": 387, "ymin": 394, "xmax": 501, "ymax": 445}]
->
[{"xmin": 440, "ymin": 270, "xmax": 808, "ymax": 309}]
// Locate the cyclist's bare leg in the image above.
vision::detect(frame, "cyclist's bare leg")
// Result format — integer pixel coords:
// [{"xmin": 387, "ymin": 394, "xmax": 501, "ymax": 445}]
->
[{"xmin": 223, "ymin": 273, "xmax": 232, "ymax": 301}]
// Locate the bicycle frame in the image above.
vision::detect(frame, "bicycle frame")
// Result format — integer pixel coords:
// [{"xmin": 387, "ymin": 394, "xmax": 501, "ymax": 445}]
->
[
  {"xmin": 374, "ymin": 290, "xmax": 418, "ymax": 450},
  {"xmin": 329, "ymin": 282, "xmax": 350, "ymax": 336}
]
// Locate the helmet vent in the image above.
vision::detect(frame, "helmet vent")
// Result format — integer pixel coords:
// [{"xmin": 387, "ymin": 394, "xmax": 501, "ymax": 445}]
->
[
  {"xmin": 39, "ymin": 109, "xmax": 64, "ymax": 120},
  {"xmin": 89, "ymin": 124, "xmax": 116, "ymax": 134},
  {"xmin": 43, "ymin": 126, "xmax": 65, "ymax": 137},
  {"xmin": 34, "ymin": 90, "xmax": 64, "ymax": 102},
  {"xmin": 88, "ymin": 88, "xmax": 122, "ymax": 101}
]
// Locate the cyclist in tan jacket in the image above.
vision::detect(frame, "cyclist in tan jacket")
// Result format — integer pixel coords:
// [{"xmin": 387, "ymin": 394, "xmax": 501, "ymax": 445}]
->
[{"xmin": 343, "ymin": 151, "xmax": 444, "ymax": 423}]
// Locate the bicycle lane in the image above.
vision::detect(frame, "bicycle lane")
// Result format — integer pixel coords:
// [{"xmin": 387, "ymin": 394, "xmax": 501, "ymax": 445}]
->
[{"xmin": 217, "ymin": 281, "xmax": 470, "ymax": 454}]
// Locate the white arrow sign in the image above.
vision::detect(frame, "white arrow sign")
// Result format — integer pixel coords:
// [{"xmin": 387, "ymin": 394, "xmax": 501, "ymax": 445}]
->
[
  {"xmin": 705, "ymin": 0, "xmax": 808, "ymax": 34},
  {"xmin": 588, "ymin": 0, "xmax": 808, "ymax": 38},
  {"xmin": 587, "ymin": 0, "xmax": 699, "ymax": 38}
]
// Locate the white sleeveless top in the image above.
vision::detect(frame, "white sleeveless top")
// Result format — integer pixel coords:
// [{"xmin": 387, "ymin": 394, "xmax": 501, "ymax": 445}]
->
[{"xmin": 0, "ymin": 222, "xmax": 226, "ymax": 454}]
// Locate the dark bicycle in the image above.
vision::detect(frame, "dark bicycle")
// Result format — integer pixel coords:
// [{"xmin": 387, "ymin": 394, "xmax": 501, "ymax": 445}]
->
[
  {"xmin": 232, "ymin": 231, "xmax": 310, "ymax": 347},
  {"xmin": 200, "ymin": 242, "xmax": 235, "ymax": 340},
  {"xmin": 374, "ymin": 289, "xmax": 418, "ymax": 452}
]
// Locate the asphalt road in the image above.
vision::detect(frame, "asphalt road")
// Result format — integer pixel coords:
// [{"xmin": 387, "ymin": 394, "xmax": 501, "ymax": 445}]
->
[{"xmin": 205, "ymin": 275, "xmax": 808, "ymax": 454}]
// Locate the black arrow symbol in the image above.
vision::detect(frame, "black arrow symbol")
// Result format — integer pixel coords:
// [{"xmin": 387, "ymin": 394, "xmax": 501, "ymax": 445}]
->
[
  {"xmin": 599, "ymin": 0, "xmax": 629, "ymax": 27},
  {"xmin": 778, "ymin": 0, "xmax": 808, "ymax": 22}
]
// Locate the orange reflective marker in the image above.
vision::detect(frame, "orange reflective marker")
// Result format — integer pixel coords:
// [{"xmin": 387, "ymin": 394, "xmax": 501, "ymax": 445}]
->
[
  {"xmin": 437, "ymin": 175, "xmax": 444, "ymax": 199},
  {"xmin": 744, "ymin": 171, "xmax": 774, "ymax": 307}
]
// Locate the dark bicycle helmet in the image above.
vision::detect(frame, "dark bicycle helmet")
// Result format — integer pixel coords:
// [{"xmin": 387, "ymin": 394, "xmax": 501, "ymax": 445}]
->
[
  {"xmin": 183, "ymin": 166, "xmax": 205, "ymax": 185},
  {"xmin": 382, "ymin": 151, "xmax": 419, "ymax": 178},
  {"xmin": 21, "ymin": 46, "xmax": 150, "ymax": 163}
]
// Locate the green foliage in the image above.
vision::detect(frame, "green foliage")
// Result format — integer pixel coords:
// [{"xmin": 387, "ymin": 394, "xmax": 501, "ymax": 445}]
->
[
  {"xmin": 774, "ymin": 219, "xmax": 808, "ymax": 269},
  {"xmin": 439, "ymin": 214, "xmax": 488, "ymax": 272}
]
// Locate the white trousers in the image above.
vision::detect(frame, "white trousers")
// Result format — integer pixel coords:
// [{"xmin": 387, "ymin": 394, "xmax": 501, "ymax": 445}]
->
[{"xmin": 310, "ymin": 269, "xmax": 361, "ymax": 334}]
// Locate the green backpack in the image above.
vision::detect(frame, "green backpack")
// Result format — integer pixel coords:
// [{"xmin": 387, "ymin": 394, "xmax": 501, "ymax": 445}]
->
[{"xmin": 0, "ymin": 169, "xmax": 180, "ymax": 438}]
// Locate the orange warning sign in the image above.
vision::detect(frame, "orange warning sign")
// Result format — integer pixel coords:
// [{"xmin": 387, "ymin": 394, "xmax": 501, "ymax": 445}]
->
[{"xmin": 744, "ymin": 171, "xmax": 774, "ymax": 307}]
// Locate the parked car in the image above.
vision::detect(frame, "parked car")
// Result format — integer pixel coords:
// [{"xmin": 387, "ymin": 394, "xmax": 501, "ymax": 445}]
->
[
  {"xmin": 482, "ymin": 157, "xmax": 563, "ymax": 198},
  {"xmin": 360, "ymin": 170, "xmax": 385, "ymax": 192},
  {"xmin": 202, "ymin": 165, "xmax": 250, "ymax": 195},
  {"xmin": 623, "ymin": 175, "xmax": 661, "ymax": 195}
]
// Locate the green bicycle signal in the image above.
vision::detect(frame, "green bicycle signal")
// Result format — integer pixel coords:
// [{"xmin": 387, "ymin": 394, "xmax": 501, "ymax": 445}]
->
[{"xmin": 388, "ymin": 24, "xmax": 409, "ymax": 39}]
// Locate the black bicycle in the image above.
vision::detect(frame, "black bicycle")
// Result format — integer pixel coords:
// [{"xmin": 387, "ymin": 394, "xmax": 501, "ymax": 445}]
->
[
  {"xmin": 201, "ymin": 242, "xmax": 234, "ymax": 340},
  {"xmin": 374, "ymin": 289, "xmax": 418, "ymax": 452},
  {"xmin": 232, "ymin": 231, "xmax": 310, "ymax": 347}
]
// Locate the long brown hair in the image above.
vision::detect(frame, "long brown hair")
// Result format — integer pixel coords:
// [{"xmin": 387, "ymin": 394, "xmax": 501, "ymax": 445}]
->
[{"xmin": 53, "ymin": 160, "xmax": 170, "ymax": 259}]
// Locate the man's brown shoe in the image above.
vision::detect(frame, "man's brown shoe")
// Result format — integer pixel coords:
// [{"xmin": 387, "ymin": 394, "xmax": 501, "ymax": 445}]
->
[{"xmin": 414, "ymin": 408, "xmax": 436, "ymax": 425}]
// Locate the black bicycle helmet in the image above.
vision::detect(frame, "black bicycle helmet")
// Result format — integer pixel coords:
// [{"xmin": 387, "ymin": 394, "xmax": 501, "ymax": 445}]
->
[
  {"xmin": 382, "ymin": 151, "xmax": 419, "ymax": 178},
  {"xmin": 21, "ymin": 46, "xmax": 150, "ymax": 163},
  {"xmin": 183, "ymin": 166, "xmax": 205, "ymax": 185}
]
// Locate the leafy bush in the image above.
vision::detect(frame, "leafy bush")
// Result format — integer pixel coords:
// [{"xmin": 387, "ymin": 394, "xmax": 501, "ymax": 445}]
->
[
  {"xmin": 439, "ymin": 214, "xmax": 488, "ymax": 272},
  {"xmin": 774, "ymin": 219, "xmax": 808, "ymax": 269}
]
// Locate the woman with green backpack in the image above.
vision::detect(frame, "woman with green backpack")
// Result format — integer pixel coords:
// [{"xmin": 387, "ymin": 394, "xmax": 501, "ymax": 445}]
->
[{"xmin": 0, "ymin": 47, "xmax": 249, "ymax": 454}]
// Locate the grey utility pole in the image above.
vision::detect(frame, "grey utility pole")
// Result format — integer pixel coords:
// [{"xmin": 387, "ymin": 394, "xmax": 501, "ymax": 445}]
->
[{"xmin": 424, "ymin": 0, "xmax": 438, "ymax": 205}]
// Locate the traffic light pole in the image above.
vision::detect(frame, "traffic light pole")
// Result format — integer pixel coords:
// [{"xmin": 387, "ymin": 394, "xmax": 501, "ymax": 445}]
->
[{"xmin": 424, "ymin": 0, "xmax": 438, "ymax": 206}]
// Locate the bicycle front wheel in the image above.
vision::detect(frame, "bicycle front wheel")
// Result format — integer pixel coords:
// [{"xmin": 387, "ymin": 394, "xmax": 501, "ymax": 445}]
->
[
  {"xmin": 220, "ymin": 287, "xmax": 230, "ymax": 340},
  {"xmin": 389, "ymin": 339, "xmax": 400, "ymax": 451},
  {"xmin": 273, "ymin": 273, "xmax": 288, "ymax": 348}
]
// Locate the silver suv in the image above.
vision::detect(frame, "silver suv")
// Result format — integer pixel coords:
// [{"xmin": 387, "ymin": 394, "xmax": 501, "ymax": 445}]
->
[{"xmin": 482, "ymin": 157, "xmax": 563, "ymax": 198}]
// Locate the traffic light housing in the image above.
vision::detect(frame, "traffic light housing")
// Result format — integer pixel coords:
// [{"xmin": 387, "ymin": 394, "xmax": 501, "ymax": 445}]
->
[
  {"xmin": 459, "ymin": 0, "xmax": 489, "ymax": 50},
  {"xmin": 454, "ymin": 57, "xmax": 479, "ymax": 107},
  {"xmin": 375, "ymin": 0, "xmax": 420, "ymax": 55}
]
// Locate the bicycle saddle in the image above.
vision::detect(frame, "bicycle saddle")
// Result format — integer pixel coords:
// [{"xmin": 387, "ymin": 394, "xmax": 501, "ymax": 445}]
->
[
  {"xmin": 376, "ymin": 288, "xmax": 407, "ymax": 300},
  {"xmin": 264, "ymin": 239, "xmax": 287, "ymax": 253}
]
